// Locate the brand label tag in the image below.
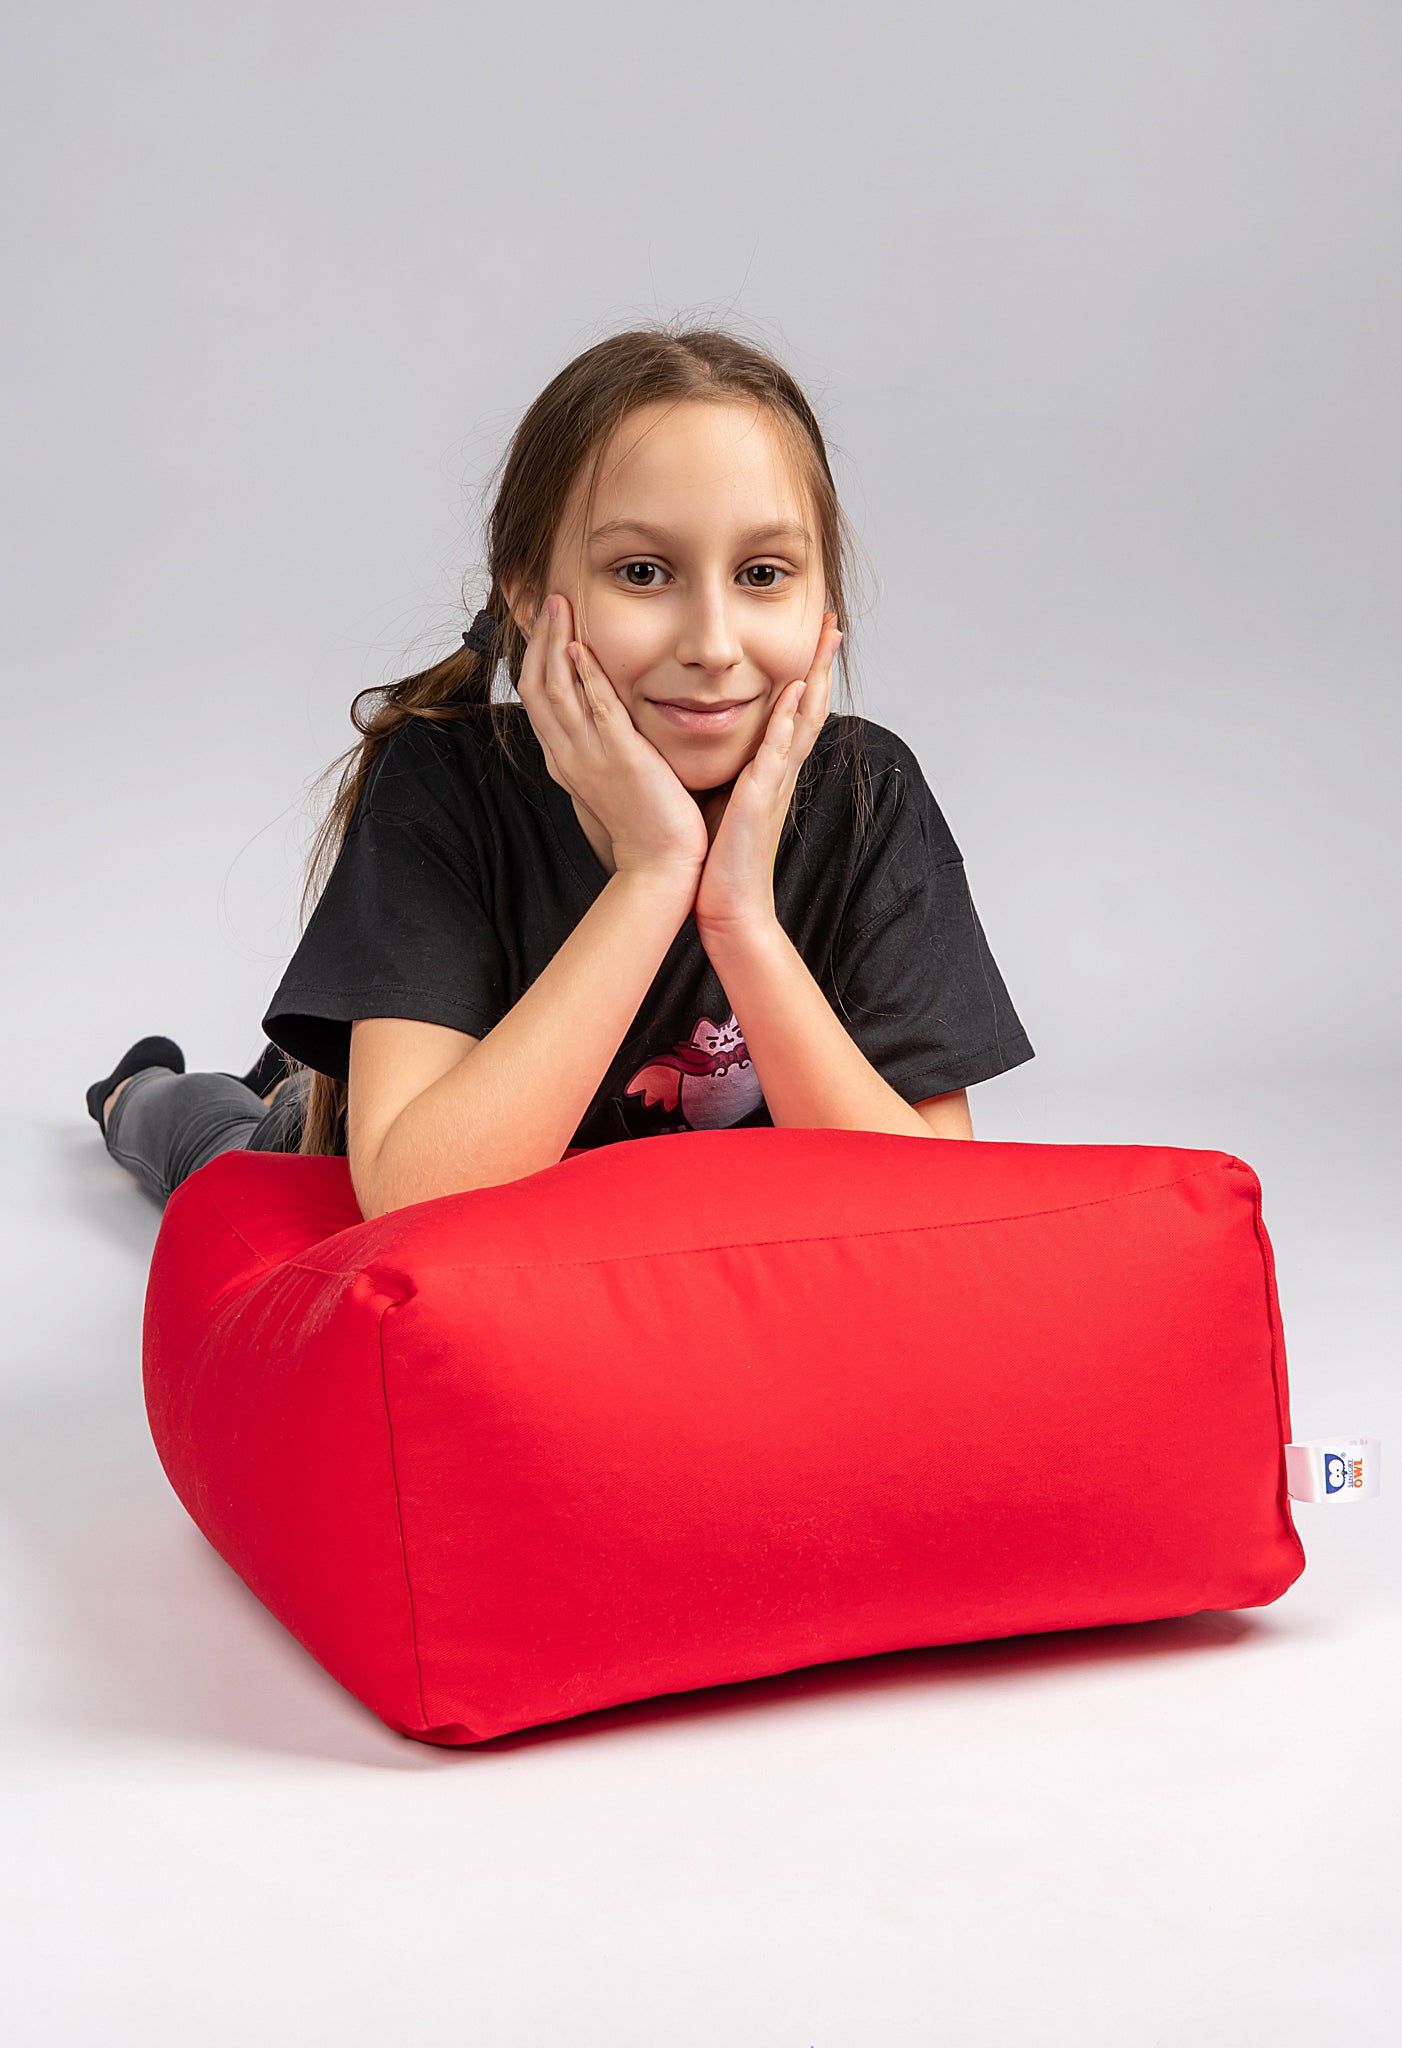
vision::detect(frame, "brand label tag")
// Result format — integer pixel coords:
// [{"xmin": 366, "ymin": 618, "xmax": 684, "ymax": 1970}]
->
[{"xmin": 1285, "ymin": 1437, "xmax": 1381, "ymax": 1503}]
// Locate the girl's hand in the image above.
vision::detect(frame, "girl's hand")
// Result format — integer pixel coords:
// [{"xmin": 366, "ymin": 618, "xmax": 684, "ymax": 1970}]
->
[
  {"xmin": 692, "ymin": 613, "xmax": 842, "ymax": 940},
  {"xmin": 518, "ymin": 594, "xmax": 709, "ymax": 889}
]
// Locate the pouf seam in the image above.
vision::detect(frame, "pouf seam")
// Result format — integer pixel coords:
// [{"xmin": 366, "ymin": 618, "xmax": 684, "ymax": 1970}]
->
[
  {"xmin": 375, "ymin": 1287, "xmax": 431, "ymax": 1734},
  {"xmin": 279, "ymin": 1157, "xmax": 1236, "ymax": 1279},
  {"xmin": 197, "ymin": 1194, "xmax": 276, "ymax": 1274},
  {"xmin": 1237, "ymin": 1160, "xmax": 1308, "ymax": 1574}
]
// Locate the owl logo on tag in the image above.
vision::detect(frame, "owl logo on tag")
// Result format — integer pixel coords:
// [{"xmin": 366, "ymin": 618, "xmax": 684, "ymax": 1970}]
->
[{"xmin": 1324, "ymin": 1453, "xmax": 1350, "ymax": 1495}]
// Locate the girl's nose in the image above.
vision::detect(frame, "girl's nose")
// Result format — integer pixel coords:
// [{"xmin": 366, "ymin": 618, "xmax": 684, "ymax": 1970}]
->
[{"xmin": 673, "ymin": 601, "xmax": 743, "ymax": 668}]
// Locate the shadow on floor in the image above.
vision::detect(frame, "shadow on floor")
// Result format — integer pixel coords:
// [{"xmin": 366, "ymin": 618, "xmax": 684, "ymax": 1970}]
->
[
  {"xmin": 463, "ymin": 1605, "xmax": 1275, "ymax": 1756},
  {"xmin": 2, "ymin": 1364, "xmax": 1293, "ymax": 1771}
]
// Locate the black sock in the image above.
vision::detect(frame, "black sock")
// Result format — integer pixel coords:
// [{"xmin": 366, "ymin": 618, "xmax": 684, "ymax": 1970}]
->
[
  {"xmin": 87, "ymin": 1035, "xmax": 186, "ymax": 1128},
  {"xmin": 220, "ymin": 1041, "xmax": 292, "ymax": 1100}
]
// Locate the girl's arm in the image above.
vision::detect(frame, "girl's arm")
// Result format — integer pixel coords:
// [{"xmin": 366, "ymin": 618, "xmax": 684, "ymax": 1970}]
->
[
  {"xmin": 912, "ymin": 1088, "xmax": 974, "ymax": 1139},
  {"xmin": 349, "ymin": 595, "xmax": 711, "ymax": 1217},
  {"xmin": 682, "ymin": 632, "xmax": 989, "ymax": 1144},
  {"xmin": 351, "ymin": 866, "xmax": 695, "ymax": 1217}
]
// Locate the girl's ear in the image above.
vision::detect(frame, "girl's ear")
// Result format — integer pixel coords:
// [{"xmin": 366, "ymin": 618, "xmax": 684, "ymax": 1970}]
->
[{"xmin": 502, "ymin": 575, "xmax": 540, "ymax": 641}]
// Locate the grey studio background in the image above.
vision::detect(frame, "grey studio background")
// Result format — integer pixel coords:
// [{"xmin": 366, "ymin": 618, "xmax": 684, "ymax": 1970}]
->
[{"xmin": 3, "ymin": 3, "xmax": 1398, "ymax": 2045}]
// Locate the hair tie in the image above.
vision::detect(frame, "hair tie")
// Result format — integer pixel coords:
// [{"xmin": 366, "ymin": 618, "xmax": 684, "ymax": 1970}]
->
[{"xmin": 462, "ymin": 608, "xmax": 500, "ymax": 655}]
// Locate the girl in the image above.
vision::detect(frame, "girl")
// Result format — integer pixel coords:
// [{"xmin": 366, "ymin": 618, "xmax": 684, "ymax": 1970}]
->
[{"xmin": 88, "ymin": 324, "xmax": 1034, "ymax": 1218}]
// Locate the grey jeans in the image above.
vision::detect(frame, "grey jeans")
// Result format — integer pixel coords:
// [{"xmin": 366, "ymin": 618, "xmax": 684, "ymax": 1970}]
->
[{"xmin": 102, "ymin": 1064, "xmax": 313, "ymax": 1209}]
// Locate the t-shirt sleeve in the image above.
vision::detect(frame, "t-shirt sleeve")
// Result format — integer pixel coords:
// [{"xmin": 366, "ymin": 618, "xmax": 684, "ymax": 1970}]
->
[
  {"xmin": 830, "ymin": 736, "xmax": 1035, "ymax": 1100},
  {"xmin": 262, "ymin": 759, "xmax": 510, "ymax": 1083}
]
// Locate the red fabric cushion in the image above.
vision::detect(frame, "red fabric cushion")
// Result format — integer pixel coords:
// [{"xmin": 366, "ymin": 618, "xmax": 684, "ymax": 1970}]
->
[{"xmin": 142, "ymin": 1130, "xmax": 1305, "ymax": 1744}]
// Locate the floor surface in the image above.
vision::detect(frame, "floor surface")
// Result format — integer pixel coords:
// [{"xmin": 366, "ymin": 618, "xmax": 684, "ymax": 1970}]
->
[{"xmin": 3, "ymin": 1073, "xmax": 1396, "ymax": 2045}]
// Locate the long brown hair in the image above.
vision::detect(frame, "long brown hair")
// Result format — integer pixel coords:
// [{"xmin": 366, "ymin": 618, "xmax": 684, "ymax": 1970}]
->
[{"xmin": 290, "ymin": 320, "xmax": 879, "ymax": 1156}]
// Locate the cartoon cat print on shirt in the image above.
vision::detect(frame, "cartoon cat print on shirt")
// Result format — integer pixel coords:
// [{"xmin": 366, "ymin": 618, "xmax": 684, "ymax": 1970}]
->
[{"xmin": 623, "ymin": 1010, "xmax": 763, "ymax": 1131}]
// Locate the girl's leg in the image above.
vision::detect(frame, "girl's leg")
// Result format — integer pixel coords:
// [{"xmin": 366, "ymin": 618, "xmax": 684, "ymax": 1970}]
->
[
  {"xmin": 102, "ymin": 1066, "xmax": 282, "ymax": 1207},
  {"xmin": 244, "ymin": 1067, "xmax": 312, "ymax": 1154}
]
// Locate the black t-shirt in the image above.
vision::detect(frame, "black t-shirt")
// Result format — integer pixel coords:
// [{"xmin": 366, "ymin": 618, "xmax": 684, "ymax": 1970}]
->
[{"xmin": 262, "ymin": 706, "xmax": 1034, "ymax": 1151}]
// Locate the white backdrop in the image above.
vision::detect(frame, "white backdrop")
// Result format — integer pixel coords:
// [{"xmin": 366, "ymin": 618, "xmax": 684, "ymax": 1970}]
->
[
  {"xmin": 4, "ymin": 3, "xmax": 1398, "ymax": 1109},
  {"xmin": 2, "ymin": 4, "xmax": 1398, "ymax": 2042}
]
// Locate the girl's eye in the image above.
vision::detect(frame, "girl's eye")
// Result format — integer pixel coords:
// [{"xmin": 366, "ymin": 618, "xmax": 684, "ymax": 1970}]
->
[{"xmin": 614, "ymin": 561, "xmax": 790, "ymax": 590}]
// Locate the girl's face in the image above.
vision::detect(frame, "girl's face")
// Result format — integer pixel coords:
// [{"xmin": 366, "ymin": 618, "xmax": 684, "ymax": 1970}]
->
[{"xmin": 533, "ymin": 398, "xmax": 830, "ymax": 792}]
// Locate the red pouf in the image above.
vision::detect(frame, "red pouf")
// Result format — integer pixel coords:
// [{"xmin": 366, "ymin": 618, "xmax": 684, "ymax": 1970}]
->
[{"xmin": 142, "ymin": 1129, "xmax": 1305, "ymax": 1745}]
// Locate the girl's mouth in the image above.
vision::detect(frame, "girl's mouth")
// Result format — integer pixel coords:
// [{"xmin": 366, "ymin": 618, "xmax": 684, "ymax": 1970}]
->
[{"xmin": 651, "ymin": 699, "xmax": 753, "ymax": 734}]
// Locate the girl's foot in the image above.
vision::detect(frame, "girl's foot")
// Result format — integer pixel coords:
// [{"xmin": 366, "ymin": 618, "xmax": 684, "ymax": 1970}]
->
[
  {"xmin": 87, "ymin": 1035, "xmax": 185, "ymax": 1131},
  {"xmin": 222, "ymin": 1040, "xmax": 291, "ymax": 1101}
]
